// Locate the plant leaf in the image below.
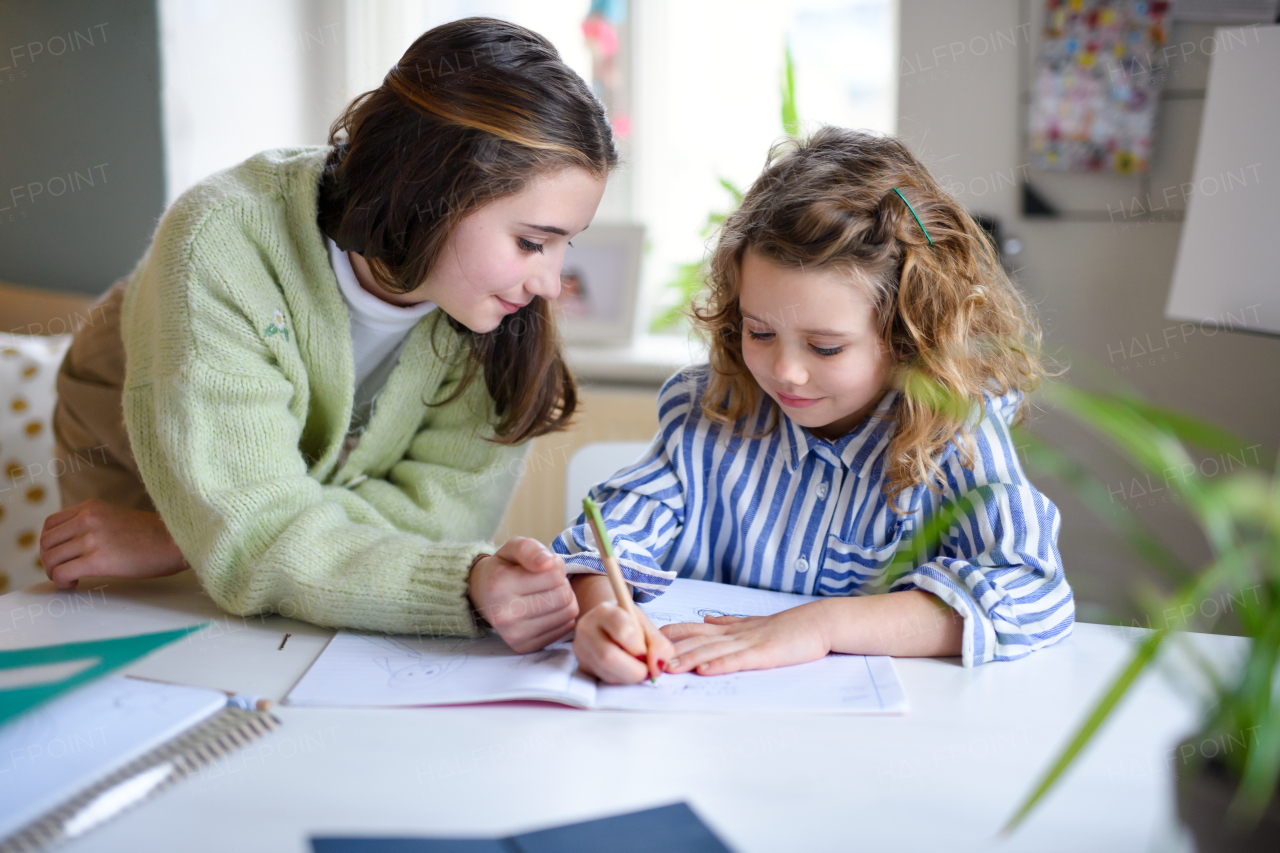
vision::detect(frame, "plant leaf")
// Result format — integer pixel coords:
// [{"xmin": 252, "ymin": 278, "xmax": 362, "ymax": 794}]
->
[
  {"xmin": 1230, "ymin": 601, "xmax": 1280, "ymax": 820},
  {"xmin": 717, "ymin": 177, "xmax": 744, "ymax": 205},
  {"xmin": 649, "ymin": 260, "xmax": 706, "ymax": 333},
  {"xmin": 1014, "ymin": 427, "xmax": 1193, "ymax": 586},
  {"xmin": 1002, "ymin": 628, "xmax": 1168, "ymax": 834},
  {"xmin": 1123, "ymin": 399, "xmax": 1252, "ymax": 458},
  {"xmin": 781, "ymin": 43, "xmax": 799, "ymax": 136},
  {"xmin": 1005, "ymin": 556, "xmax": 1242, "ymax": 834},
  {"xmin": 1043, "ymin": 384, "xmax": 1241, "ymax": 556}
]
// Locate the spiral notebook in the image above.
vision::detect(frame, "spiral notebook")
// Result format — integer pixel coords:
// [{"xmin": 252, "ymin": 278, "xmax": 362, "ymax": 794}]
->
[{"xmin": 0, "ymin": 676, "xmax": 279, "ymax": 852}]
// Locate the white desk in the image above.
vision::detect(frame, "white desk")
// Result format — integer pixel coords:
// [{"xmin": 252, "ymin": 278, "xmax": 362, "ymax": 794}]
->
[{"xmin": 0, "ymin": 574, "xmax": 1244, "ymax": 852}]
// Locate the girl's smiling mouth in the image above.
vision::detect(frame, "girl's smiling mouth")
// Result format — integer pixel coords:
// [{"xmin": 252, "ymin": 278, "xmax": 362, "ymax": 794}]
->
[
  {"xmin": 495, "ymin": 295, "xmax": 528, "ymax": 313},
  {"xmin": 776, "ymin": 391, "xmax": 822, "ymax": 408}
]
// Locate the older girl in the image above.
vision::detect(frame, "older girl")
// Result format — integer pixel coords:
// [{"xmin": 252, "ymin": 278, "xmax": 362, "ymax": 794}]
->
[
  {"xmin": 42, "ymin": 18, "xmax": 612, "ymax": 653},
  {"xmin": 558, "ymin": 127, "xmax": 1074, "ymax": 682}
]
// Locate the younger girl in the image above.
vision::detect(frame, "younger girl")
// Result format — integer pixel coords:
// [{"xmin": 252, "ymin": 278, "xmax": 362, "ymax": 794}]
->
[{"xmin": 556, "ymin": 127, "xmax": 1074, "ymax": 683}]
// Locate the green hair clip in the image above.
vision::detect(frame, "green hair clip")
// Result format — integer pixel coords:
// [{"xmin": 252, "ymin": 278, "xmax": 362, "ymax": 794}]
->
[{"xmin": 892, "ymin": 187, "xmax": 933, "ymax": 246}]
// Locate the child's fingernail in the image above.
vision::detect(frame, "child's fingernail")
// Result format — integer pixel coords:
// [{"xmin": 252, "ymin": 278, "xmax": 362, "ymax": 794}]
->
[{"xmin": 667, "ymin": 658, "xmax": 679, "ymax": 668}]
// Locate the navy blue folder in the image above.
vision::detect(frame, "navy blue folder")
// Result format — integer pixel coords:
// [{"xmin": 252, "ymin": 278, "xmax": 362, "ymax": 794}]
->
[{"xmin": 311, "ymin": 802, "xmax": 733, "ymax": 853}]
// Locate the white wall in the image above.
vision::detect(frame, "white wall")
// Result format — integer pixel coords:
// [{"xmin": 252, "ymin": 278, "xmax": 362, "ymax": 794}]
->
[
  {"xmin": 158, "ymin": 0, "xmax": 347, "ymax": 202},
  {"xmin": 898, "ymin": 0, "xmax": 1280, "ymax": 620}
]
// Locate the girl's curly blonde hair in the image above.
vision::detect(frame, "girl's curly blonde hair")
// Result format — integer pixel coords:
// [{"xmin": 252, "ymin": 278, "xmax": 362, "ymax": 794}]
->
[{"xmin": 691, "ymin": 127, "xmax": 1051, "ymax": 509}]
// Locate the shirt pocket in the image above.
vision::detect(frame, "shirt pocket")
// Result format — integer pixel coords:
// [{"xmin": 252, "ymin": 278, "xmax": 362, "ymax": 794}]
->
[{"xmin": 817, "ymin": 523, "xmax": 909, "ymax": 596}]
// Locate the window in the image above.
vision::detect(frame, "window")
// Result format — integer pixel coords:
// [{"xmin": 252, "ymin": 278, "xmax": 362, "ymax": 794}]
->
[
  {"xmin": 161, "ymin": 1, "xmax": 897, "ymax": 340},
  {"xmin": 343, "ymin": 1, "xmax": 896, "ymax": 337},
  {"xmin": 631, "ymin": 0, "xmax": 897, "ymax": 332}
]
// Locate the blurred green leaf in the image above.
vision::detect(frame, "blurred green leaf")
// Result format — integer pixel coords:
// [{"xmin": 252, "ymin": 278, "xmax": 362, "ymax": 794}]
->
[
  {"xmin": 717, "ymin": 177, "xmax": 744, "ymax": 206},
  {"xmin": 1005, "ymin": 554, "xmax": 1243, "ymax": 833},
  {"xmin": 649, "ymin": 260, "xmax": 706, "ymax": 333},
  {"xmin": 1003, "ymin": 627, "xmax": 1168, "ymax": 834},
  {"xmin": 781, "ymin": 43, "xmax": 798, "ymax": 137},
  {"xmin": 1013, "ymin": 427, "xmax": 1193, "ymax": 586},
  {"xmin": 1231, "ymin": 603, "xmax": 1280, "ymax": 818},
  {"xmin": 1043, "ymin": 385, "xmax": 1195, "ymax": 484},
  {"xmin": 1124, "ymin": 399, "xmax": 1252, "ymax": 458},
  {"xmin": 1042, "ymin": 384, "xmax": 1244, "ymax": 556}
]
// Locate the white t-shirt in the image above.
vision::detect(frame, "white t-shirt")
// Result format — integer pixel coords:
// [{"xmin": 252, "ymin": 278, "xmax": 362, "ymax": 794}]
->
[{"xmin": 327, "ymin": 237, "xmax": 437, "ymax": 433}]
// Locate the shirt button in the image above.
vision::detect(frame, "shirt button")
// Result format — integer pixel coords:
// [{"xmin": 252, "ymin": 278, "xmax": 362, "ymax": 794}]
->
[
  {"xmin": 794, "ymin": 557, "xmax": 809, "ymax": 572},
  {"xmin": 816, "ymin": 482, "xmax": 829, "ymax": 499}
]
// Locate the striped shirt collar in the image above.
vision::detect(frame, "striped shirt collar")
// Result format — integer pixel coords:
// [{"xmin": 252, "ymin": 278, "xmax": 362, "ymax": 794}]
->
[{"xmin": 778, "ymin": 388, "xmax": 901, "ymax": 472}]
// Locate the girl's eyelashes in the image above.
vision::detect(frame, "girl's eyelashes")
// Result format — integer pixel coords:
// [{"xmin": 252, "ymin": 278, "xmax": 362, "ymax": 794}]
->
[
  {"xmin": 745, "ymin": 328, "xmax": 843, "ymax": 356},
  {"xmin": 517, "ymin": 237, "xmax": 545, "ymax": 254}
]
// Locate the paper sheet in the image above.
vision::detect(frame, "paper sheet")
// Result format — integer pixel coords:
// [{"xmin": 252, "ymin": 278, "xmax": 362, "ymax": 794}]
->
[{"xmin": 285, "ymin": 579, "xmax": 907, "ymax": 714}]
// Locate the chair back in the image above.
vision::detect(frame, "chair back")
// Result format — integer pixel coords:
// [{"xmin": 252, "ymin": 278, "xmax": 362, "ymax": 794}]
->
[{"xmin": 563, "ymin": 441, "xmax": 651, "ymax": 527}]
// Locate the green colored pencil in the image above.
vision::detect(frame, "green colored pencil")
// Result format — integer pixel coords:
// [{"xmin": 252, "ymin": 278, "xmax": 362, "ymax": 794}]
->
[{"xmin": 583, "ymin": 497, "xmax": 658, "ymax": 683}]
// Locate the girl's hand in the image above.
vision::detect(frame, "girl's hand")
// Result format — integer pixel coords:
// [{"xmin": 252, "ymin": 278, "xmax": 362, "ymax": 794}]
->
[
  {"xmin": 40, "ymin": 500, "xmax": 189, "ymax": 590},
  {"xmin": 573, "ymin": 595, "xmax": 676, "ymax": 685},
  {"xmin": 468, "ymin": 537, "xmax": 578, "ymax": 654},
  {"xmin": 661, "ymin": 600, "xmax": 833, "ymax": 676}
]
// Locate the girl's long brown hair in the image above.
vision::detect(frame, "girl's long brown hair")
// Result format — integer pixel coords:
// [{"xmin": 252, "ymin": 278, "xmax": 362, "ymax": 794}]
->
[
  {"xmin": 693, "ymin": 127, "xmax": 1051, "ymax": 508},
  {"xmin": 318, "ymin": 17, "xmax": 618, "ymax": 444}
]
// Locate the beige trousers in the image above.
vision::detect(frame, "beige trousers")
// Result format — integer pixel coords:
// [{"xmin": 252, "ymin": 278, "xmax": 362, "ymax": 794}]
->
[{"xmin": 52, "ymin": 279, "xmax": 154, "ymax": 512}]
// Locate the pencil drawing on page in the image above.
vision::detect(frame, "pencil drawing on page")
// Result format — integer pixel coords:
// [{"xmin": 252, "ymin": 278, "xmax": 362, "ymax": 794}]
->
[
  {"xmin": 643, "ymin": 611, "xmax": 682, "ymax": 624},
  {"xmin": 672, "ymin": 675, "xmax": 739, "ymax": 697},
  {"xmin": 358, "ymin": 635, "xmax": 469, "ymax": 689},
  {"xmin": 695, "ymin": 608, "xmax": 752, "ymax": 620}
]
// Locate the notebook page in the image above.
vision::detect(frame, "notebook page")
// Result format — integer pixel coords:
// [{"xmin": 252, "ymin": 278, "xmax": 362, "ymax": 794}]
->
[
  {"xmin": 592, "ymin": 579, "xmax": 909, "ymax": 714},
  {"xmin": 0, "ymin": 676, "xmax": 228, "ymax": 838},
  {"xmin": 285, "ymin": 633, "xmax": 596, "ymax": 708},
  {"xmin": 639, "ymin": 578, "xmax": 823, "ymax": 625}
]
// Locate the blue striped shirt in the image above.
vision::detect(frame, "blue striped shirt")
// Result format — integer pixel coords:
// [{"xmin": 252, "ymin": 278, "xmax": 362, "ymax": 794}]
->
[{"xmin": 552, "ymin": 366, "xmax": 1074, "ymax": 667}]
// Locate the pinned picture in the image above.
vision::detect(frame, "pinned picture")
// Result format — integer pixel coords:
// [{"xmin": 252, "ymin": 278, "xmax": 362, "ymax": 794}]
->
[
  {"xmin": 552, "ymin": 223, "xmax": 644, "ymax": 346},
  {"xmin": 1028, "ymin": 0, "xmax": 1172, "ymax": 174}
]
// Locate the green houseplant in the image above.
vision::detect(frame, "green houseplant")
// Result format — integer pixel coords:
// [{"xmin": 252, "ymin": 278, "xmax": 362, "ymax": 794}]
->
[{"xmin": 998, "ymin": 381, "xmax": 1280, "ymax": 846}]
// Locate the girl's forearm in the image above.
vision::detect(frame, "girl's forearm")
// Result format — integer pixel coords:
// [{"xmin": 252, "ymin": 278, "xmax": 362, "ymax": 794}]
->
[
  {"xmin": 570, "ymin": 572, "xmax": 618, "ymax": 613},
  {"xmin": 816, "ymin": 590, "xmax": 964, "ymax": 658}
]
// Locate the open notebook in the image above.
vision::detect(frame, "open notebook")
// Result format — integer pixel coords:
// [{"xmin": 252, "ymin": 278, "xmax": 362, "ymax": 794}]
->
[{"xmin": 286, "ymin": 579, "xmax": 908, "ymax": 714}]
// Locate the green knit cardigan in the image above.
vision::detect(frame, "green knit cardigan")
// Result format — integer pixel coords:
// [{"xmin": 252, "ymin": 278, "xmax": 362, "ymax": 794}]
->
[{"xmin": 121, "ymin": 147, "xmax": 528, "ymax": 637}]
